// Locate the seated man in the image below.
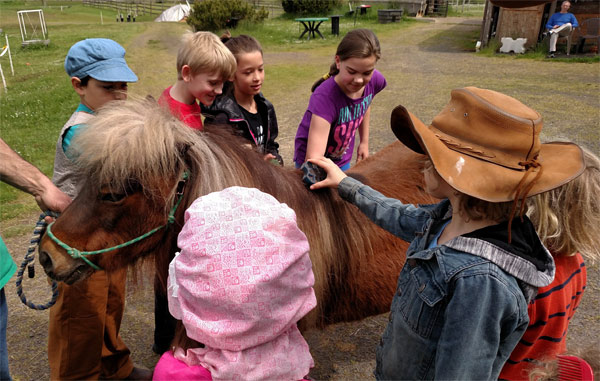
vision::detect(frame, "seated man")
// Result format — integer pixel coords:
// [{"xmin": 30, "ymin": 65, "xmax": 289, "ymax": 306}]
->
[{"xmin": 546, "ymin": 0, "xmax": 578, "ymax": 57}]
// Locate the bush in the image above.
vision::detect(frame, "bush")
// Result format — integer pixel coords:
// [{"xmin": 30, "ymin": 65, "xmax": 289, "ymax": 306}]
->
[
  {"xmin": 281, "ymin": 0, "xmax": 342, "ymax": 15},
  {"xmin": 187, "ymin": 0, "xmax": 269, "ymax": 31}
]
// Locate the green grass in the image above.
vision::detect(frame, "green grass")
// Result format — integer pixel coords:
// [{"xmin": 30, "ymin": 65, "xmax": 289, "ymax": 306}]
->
[
  {"xmin": 216, "ymin": 11, "xmax": 418, "ymax": 51},
  {"xmin": 447, "ymin": 3, "xmax": 485, "ymax": 18},
  {"xmin": 0, "ymin": 2, "xmax": 148, "ymax": 219}
]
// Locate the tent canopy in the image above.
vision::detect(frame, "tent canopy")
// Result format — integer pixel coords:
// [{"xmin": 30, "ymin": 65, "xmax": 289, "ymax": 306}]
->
[{"xmin": 155, "ymin": 4, "xmax": 190, "ymax": 22}]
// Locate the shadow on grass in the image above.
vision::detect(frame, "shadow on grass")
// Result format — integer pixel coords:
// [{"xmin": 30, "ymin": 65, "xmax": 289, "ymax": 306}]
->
[{"xmin": 418, "ymin": 23, "xmax": 481, "ymax": 53}]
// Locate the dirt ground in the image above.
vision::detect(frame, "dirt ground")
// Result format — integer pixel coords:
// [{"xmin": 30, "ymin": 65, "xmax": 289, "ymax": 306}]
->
[{"xmin": 3, "ymin": 17, "xmax": 599, "ymax": 380}]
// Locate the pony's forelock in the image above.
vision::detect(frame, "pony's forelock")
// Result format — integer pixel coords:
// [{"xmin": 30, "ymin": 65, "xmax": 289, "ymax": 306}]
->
[{"xmin": 73, "ymin": 99, "xmax": 189, "ymax": 195}]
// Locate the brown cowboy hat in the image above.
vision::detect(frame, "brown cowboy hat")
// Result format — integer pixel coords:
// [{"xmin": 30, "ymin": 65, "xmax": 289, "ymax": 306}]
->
[{"xmin": 391, "ymin": 87, "xmax": 584, "ymax": 202}]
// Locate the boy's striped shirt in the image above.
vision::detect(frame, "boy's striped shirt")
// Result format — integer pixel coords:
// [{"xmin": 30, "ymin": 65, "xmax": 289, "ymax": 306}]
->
[{"xmin": 499, "ymin": 253, "xmax": 586, "ymax": 380}]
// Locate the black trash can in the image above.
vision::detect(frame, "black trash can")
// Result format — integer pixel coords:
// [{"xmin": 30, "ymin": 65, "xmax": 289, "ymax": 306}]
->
[{"xmin": 330, "ymin": 15, "xmax": 341, "ymax": 36}]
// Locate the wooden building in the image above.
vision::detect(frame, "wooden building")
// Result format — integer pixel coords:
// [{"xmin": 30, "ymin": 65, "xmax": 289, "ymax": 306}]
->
[{"xmin": 479, "ymin": 0, "xmax": 600, "ymax": 50}]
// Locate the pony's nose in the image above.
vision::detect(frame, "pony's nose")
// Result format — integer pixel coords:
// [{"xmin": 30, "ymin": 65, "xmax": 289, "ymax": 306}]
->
[{"xmin": 38, "ymin": 250, "xmax": 55, "ymax": 277}]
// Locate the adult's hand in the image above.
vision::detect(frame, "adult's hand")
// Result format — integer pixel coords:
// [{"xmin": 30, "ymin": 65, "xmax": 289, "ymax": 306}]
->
[
  {"xmin": 307, "ymin": 157, "xmax": 347, "ymax": 190},
  {"xmin": 35, "ymin": 177, "xmax": 72, "ymax": 213},
  {"xmin": 0, "ymin": 138, "xmax": 72, "ymax": 214}
]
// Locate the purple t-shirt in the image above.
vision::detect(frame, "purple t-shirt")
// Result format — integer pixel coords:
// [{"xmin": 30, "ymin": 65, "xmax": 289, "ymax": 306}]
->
[{"xmin": 294, "ymin": 69, "xmax": 386, "ymax": 168}]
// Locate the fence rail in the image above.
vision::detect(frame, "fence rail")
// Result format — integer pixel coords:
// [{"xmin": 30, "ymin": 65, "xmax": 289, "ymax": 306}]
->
[
  {"xmin": 82, "ymin": 0, "xmax": 181, "ymax": 16},
  {"xmin": 78, "ymin": 0, "xmax": 487, "ymax": 18}
]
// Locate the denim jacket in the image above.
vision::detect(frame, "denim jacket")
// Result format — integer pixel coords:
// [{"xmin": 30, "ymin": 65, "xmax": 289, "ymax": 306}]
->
[{"xmin": 338, "ymin": 177, "xmax": 555, "ymax": 380}]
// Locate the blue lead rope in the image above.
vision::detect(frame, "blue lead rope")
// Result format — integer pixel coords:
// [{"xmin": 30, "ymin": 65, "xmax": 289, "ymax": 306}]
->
[{"xmin": 16, "ymin": 211, "xmax": 60, "ymax": 310}]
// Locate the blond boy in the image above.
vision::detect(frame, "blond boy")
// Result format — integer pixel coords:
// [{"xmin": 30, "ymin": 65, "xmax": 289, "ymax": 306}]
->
[
  {"xmin": 154, "ymin": 31, "xmax": 236, "ymax": 354},
  {"xmin": 158, "ymin": 31, "xmax": 236, "ymax": 130}
]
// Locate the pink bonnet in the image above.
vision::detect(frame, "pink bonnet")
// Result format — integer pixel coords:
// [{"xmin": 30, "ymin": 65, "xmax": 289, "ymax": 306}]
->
[{"xmin": 168, "ymin": 186, "xmax": 316, "ymax": 380}]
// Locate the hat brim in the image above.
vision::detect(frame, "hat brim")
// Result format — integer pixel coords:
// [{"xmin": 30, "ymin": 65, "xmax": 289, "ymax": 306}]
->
[
  {"xmin": 86, "ymin": 59, "xmax": 138, "ymax": 83},
  {"xmin": 391, "ymin": 105, "xmax": 585, "ymax": 202}
]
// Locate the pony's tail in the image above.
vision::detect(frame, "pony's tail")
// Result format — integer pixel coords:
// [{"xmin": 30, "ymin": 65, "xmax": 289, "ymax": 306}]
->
[{"xmin": 311, "ymin": 63, "xmax": 339, "ymax": 93}]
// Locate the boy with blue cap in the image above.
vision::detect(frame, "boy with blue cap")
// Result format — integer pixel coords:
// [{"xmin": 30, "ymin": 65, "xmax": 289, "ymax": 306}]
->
[{"xmin": 50, "ymin": 38, "xmax": 151, "ymax": 380}]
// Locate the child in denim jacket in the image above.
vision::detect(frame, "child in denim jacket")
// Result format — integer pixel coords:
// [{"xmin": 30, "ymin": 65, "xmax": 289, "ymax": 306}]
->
[{"xmin": 309, "ymin": 87, "xmax": 586, "ymax": 380}]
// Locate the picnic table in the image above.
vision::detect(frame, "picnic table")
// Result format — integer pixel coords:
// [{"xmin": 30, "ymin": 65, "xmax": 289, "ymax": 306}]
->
[{"xmin": 295, "ymin": 17, "xmax": 329, "ymax": 40}]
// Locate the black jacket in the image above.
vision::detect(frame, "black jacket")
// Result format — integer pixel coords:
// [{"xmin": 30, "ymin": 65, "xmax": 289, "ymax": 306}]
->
[{"xmin": 202, "ymin": 91, "xmax": 283, "ymax": 165}]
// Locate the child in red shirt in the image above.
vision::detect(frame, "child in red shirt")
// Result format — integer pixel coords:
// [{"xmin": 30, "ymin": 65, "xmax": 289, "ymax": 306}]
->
[{"xmin": 158, "ymin": 32, "xmax": 236, "ymax": 130}]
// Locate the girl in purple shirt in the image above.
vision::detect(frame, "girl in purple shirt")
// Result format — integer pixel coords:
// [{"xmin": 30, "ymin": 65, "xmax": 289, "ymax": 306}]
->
[{"xmin": 294, "ymin": 29, "xmax": 387, "ymax": 170}]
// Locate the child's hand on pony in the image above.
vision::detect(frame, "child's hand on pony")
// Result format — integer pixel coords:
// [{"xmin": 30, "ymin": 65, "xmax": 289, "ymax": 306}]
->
[
  {"xmin": 356, "ymin": 142, "xmax": 369, "ymax": 163},
  {"xmin": 263, "ymin": 153, "xmax": 276, "ymax": 161},
  {"xmin": 307, "ymin": 157, "xmax": 347, "ymax": 190}
]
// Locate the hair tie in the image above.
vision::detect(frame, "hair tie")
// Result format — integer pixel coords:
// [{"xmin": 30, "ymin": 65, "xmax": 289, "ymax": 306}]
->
[{"xmin": 322, "ymin": 73, "xmax": 330, "ymax": 80}]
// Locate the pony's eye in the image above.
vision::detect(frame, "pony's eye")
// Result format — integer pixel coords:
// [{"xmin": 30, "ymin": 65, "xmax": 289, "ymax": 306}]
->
[{"xmin": 100, "ymin": 192, "xmax": 126, "ymax": 203}]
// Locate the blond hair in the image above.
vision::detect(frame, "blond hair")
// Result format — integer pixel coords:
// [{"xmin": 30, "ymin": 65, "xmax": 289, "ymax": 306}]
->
[
  {"xmin": 527, "ymin": 147, "xmax": 600, "ymax": 262},
  {"xmin": 528, "ymin": 346, "xmax": 600, "ymax": 381},
  {"xmin": 176, "ymin": 31, "xmax": 236, "ymax": 80}
]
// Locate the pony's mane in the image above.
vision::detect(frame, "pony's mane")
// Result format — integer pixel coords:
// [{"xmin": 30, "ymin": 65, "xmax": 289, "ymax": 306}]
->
[
  {"xmin": 71, "ymin": 98, "xmax": 434, "ymax": 328},
  {"xmin": 72, "ymin": 98, "xmax": 261, "ymax": 211},
  {"xmin": 72, "ymin": 99, "xmax": 348, "ymax": 325}
]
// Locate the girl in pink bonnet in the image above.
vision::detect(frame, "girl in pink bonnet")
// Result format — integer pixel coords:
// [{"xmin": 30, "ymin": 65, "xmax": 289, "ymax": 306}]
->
[{"xmin": 152, "ymin": 186, "xmax": 317, "ymax": 381}]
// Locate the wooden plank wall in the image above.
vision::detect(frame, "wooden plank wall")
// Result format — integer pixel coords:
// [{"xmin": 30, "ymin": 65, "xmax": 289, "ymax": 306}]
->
[{"xmin": 496, "ymin": 4, "xmax": 545, "ymax": 48}]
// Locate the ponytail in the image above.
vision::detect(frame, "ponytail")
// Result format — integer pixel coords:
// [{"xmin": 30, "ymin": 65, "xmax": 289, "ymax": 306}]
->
[{"xmin": 311, "ymin": 63, "xmax": 339, "ymax": 92}]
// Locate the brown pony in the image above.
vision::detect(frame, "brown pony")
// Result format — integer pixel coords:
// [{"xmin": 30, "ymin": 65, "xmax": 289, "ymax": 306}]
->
[{"xmin": 39, "ymin": 98, "xmax": 435, "ymax": 328}]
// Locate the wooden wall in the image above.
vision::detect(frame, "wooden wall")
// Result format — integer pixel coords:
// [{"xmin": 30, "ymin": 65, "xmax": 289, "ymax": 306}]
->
[{"xmin": 496, "ymin": 4, "xmax": 545, "ymax": 47}]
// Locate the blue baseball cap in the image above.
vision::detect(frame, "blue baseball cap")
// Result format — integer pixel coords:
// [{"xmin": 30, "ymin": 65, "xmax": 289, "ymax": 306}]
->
[{"xmin": 64, "ymin": 38, "xmax": 138, "ymax": 82}]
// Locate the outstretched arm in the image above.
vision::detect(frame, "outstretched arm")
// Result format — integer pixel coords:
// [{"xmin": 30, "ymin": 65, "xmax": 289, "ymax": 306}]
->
[
  {"xmin": 0, "ymin": 138, "xmax": 71, "ymax": 212},
  {"xmin": 308, "ymin": 157, "xmax": 424, "ymax": 241},
  {"xmin": 356, "ymin": 106, "xmax": 371, "ymax": 163},
  {"xmin": 305, "ymin": 114, "xmax": 331, "ymax": 162}
]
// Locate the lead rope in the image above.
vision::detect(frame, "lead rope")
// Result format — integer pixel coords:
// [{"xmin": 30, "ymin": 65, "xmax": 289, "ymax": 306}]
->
[{"xmin": 16, "ymin": 211, "xmax": 60, "ymax": 310}]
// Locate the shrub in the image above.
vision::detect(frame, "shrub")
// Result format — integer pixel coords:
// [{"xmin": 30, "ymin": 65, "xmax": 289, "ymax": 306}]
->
[
  {"xmin": 187, "ymin": 0, "xmax": 269, "ymax": 31},
  {"xmin": 281, "ymin": 0, "xmax": 341, "ymax": 15}
]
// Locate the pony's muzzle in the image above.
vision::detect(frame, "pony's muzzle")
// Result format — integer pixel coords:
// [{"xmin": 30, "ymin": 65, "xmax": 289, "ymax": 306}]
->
[
  {"xmin": 38, "ymin": 243, "xmax": 93, "ymax": 284},
  {"xmin": 38, "ymin": 249, "xmax": 54, "ymax": 278}
]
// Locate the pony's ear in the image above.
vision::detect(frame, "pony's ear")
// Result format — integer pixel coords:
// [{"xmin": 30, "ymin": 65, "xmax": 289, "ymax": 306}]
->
[{"xmin": 145, "ymin": 94, "xmax": 157, "ymax": 103}]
